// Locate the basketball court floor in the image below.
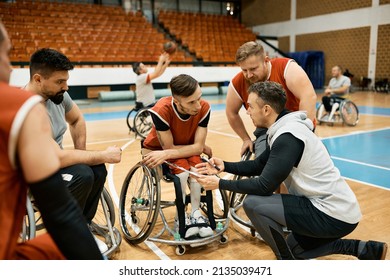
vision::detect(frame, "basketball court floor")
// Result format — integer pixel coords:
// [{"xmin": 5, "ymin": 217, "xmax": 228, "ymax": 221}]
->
[{"xmin": 62, "ymin": 90, "xmax": 390, "ymax": 260}]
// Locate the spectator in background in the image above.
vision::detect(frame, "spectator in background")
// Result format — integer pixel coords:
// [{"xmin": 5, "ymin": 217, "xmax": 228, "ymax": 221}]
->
[
  {"xmin": 132, "ymin": 52, "xmax": 171, "ymax": 109},
  {"xmin": 317, "ymin": 65, "xmax": 351, "ymax": 121},
  {"xmin": 0, "ymin": 21, "xmax": 103, "ymax": 260}
]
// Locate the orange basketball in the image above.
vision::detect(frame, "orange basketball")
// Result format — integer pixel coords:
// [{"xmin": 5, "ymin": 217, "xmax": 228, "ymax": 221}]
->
[{"xmin": 163, "ymin": 41, "xmax": 177, "ymax": 54}]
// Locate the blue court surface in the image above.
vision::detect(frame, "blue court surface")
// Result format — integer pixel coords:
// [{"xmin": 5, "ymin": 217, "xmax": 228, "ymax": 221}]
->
[{"xmin": 322, "ymin": 128, "xmax": 390, "ymax": 189}]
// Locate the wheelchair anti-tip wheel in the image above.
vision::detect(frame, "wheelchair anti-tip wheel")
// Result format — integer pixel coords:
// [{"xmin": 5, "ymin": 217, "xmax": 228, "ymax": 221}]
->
[{"xmin": 119, "ymin": 162, "xmax": 161, "ymax": 244}]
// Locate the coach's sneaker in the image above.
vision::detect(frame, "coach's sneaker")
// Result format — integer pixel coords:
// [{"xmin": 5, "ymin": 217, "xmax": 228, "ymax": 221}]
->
[
  {"xmin": 358, "ymin": 240, "xmax": 388, "ymax": 260},
  {"xmin": 93, "ymin": 234, "xmax": 108, "ymax": 254},
  {"xmin": 192, "ymin": 209, "xmax": 213, "ymax": 238}
]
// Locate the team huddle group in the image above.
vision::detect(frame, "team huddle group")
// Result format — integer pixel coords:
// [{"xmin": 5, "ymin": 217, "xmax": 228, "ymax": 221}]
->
[{"xmin": 0, "ymin": 21, "xmax": 387, "ymax": 260}]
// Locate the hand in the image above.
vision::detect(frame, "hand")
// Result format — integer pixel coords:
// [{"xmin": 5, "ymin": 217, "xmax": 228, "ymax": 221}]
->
[
  {"xmin": 195, "ymin": 157, "xmax": 223, "ymax": 175},
  {"xmin": 104, "ymin": 146, "xmax": 122, "ymax": 163},
  {"xmin": 324, "ymin": 88, "xmax": 332, "ymax": 95},
  {"xmin": 142, "ymin": 150, "xmax": 167, "ymax": 168},
  {"xmin": 241, "ymin": 139, "xmax": 253, "ymax": 156},
  {"xmin": 203, "ymin": 145, "xmax": 213, "ymax": 158},
  {"xmin": 194, "ymin": 174, "xmax": 220, "ymax": 191}
]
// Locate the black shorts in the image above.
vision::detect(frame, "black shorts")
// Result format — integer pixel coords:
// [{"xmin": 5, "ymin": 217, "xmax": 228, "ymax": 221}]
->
[{"xmin": 282, "ymin": 194, "xmax": 358, "ymax": 250}]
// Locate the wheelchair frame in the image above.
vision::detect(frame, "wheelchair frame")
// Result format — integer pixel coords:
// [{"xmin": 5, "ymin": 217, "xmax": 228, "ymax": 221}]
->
[
  {"xmin": 228, "ymin": 150, "xmax": 257, "ymax": 237},
  {"xmin": 317, "ymin": 99, "xmax": 359, "ymax": 126},
  {"xmin": 119, "ymin": 161, "xmax": 229, "ymax": 256},
  {"xmin": 126, "ymin": 106, "xmax": 153, "ymax": 139},
  {"xmin": 24, "ymin": 187, "xmax": 121, "ymax": 259}
]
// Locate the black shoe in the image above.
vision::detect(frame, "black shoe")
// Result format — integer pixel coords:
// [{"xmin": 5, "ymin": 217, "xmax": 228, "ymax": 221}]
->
[{"xmin": 358, "ymin": 241, "xmax": 388, "ymax": 260}]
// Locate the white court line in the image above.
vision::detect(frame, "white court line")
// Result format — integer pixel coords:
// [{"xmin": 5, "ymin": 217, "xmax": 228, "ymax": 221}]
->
[
  {"xmin": 320, "ymin": 126, "xmax": 390, "ymax": 140},
  {"xmin": 107, "ymin": 138, "xmax": 171, "ymax": 260},
  {"xmin": 331, "ymin": 156, "xmax": 390, "ymax": 171}
]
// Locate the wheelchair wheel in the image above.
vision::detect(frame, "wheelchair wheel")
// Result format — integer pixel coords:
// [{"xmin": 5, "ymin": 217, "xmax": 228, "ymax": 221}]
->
[
  {"xmin": 126, "ymin": 109, "xmax": 136, "ymax": 132},
  {"xmin": 200, "ymin": 189, "xmax": 229, "ymax": 220},
  {"xmin": 21, "ymin": 197, "xmax": 36, "ymax": 241},
  {"xmin": 229, "ymin": 150, "xmax": 256, "ymax": 235},
  {"xmin": 133, "ymin": 108, "xmax": 153, "ymax": 139},
  {"xmin": 340, "ymin": 100, "xmax": 359, "ymax": 126},
  {"xmin": 92, "ymin": 187, "xmax": 115, "ymax": 228},
  {"xmin": 119, "ymin": 162, "xmax": 161, "ymax": 244}
]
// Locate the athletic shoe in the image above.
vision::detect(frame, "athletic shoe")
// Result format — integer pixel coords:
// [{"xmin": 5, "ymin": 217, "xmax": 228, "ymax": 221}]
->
[
  {"xmin": 192, "ymin": 209, "xmax": 213, "ymax": 238},
  {"xmin": 184, "ymin": 213, "xmax": 199, "ymax": 239},
  {"xmin": 93, "ymin": 234, "xmax": 108, "ymax": 254},
  {"xmin": 358, "ymin": 240, "xmax": 388, "ymax": 260}
]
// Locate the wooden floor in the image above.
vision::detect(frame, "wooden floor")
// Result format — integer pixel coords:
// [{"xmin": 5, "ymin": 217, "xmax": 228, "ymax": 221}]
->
[{"xmin": 63, "ymin": 90, "xmax": 390, "ymax": 260}]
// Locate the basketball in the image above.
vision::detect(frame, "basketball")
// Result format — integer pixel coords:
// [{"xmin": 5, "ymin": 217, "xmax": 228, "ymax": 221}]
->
[{"xmin": 163, "ymin": 41, "xmax": 177, "ymax": 54}]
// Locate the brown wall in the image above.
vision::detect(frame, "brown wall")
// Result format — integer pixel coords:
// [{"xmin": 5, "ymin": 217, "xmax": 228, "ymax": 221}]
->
[
  {"xmin": 295, "ymin": 27, "xmax": 370, "ymax": 86},
  {"xmin": 241, "ymin": 0, "xmax": 290, "ymax": 26},
  {"xmin": 241, "ymin": 0, "xmax": 390, "ymax": 85},
  {"xmin": 296, "ymin": 0, "xmax": 371, "ymax": 18},
  {"xmin": 376, "ymin": 24, "xmax": 390, "ymax": 80}
]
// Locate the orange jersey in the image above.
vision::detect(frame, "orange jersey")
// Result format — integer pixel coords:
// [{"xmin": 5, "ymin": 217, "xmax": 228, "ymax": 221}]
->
[
  {"xmin": 0, "ymin": 82, "xmax": 63, "ymax": 259},
  {"xmin": 230, "ymin": 58, "xmax": 300, "ymax": 112},
  {"xmin": 143, "ymin": 96, "xmax": 211, "ymax": 150}
]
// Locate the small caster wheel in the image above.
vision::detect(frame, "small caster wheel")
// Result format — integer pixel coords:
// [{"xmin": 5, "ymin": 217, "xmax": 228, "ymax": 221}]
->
[
  {"xmin": 250, "ymin": 228, "xmax": 256, "ymax": 237},
  {"xmin": 132, "ymin": 216, "xmax": 140, "ymax": 224},
  {"xmin": 175, "ymin": 245, "xmax": 186, "ymax": 256},
  {"xmin": 220, "ymin": 234, "xmax": 228, "ymax": 244}
]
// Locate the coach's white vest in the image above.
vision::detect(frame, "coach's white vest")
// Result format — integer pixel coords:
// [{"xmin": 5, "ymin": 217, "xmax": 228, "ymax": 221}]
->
[{"xmin": 267, "ymin": 111, "xmax": 361, "ymax": 224}]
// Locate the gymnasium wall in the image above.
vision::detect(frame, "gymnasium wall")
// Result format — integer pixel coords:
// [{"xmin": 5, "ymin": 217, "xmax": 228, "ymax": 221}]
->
[{"xmin": 243, "ymin": 0, "xmax": 390, "ymax": 87}]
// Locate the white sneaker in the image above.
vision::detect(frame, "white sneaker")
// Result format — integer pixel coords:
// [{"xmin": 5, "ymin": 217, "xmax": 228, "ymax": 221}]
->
[
  {"xmin": 192, "ymin": 209, "xmax": 213, "ymax": 238},
  {"xmin": 183, "ymin": 213, "xmax": 199, "ymax": 239},
  {"xmin": 93, "ymin": 234, "xmax": 108, "ymax": 253}
]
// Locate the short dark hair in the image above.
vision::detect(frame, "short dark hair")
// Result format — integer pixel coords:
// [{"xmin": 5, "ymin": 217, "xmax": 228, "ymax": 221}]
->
[
  {"xmin": 132, "ymin": 62, "xmax": 141, "ymax": 75},
  {"xmin": 29, "ymin": 48, "xmax": 74, "ymax": 79},
  {"xmin": 169, "ymin": 74, "xmax": 198, "ymax": 97},
  {"xmin": 248, "ymin": 81, "xmax": 286, "ymax": 114}
]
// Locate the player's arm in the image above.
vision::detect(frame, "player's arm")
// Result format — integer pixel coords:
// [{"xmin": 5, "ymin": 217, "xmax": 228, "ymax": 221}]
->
[
  {"xmin": 19, "ymin": 103, "xmax": 103, "ymax": 259},
  {"xmin": 226, "ymin": 84, "xmax": 253, "ymax": 155},
  {"xmin": 285, "ymin": 61, "xmax": 317, "ymax": 122},
  {"xmin": 65, "ymin": 101, "xmax": 86, "ymax": 150},
  {"xmin": 149, "ymin": 53, "xmax": 171, "ymax": 80},
  {"xmin": 57, "ymin": 143, "xmax": 121, "ymax": 168}
]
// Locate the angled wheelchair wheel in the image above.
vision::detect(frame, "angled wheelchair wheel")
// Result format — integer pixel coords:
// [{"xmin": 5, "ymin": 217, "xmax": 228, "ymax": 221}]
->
[
  {"xmin": 200, "ymin": 188, "xmax": 229, "ymax": 220},
  {"xmin": 21, "ymin": 197, "xmax": 36, "ymax": 241},
  {"xmin": 119, "ymin": 162, "xmax": 160, "ymax": 244},
  {"xmin": 126, "ymin": 109, "xmax": 136, "ymax": 132},
  {"xmin": 229, "ymin": 150, "xmax": 256, "ymax": 235},
  {"xmin": 92, "ymin": 187, "xmax": 115, "ymax": 228},
  {"xmin": 91, "ymin": 187, "xmax": 122, "ymax": 258},
  {"xmin": 133, "ymin": 108, "xmax": 153, "ymax": 139},
  {"xmin": 340, "ymin": 100, "xmax": 359, "ymax": 126}
]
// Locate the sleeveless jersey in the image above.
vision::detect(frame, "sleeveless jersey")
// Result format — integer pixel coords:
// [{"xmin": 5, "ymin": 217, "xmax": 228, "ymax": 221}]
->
[
  {"xmin": 230, "ymin": 58, "xmax": 299, "ymax": 112},
  {"xmin": 143, "ymin": 96, "xmax": 211, "ymax": 150}
]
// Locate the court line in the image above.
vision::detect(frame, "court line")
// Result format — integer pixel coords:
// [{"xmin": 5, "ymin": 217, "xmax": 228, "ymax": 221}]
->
[
  {"xmin": 107, "ymin": 139, "xmax": 171, "ymax": 260},
  {"xmin": 331, "ymin": 156, "xmax": 390, "ymax": 171}
]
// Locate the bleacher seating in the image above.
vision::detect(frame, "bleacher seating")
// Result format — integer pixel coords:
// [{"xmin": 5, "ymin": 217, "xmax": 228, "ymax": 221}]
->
[
  {"xmin": 158, "ymin": 10, "xmax": 257, "ymax": 63},
  {"xmin": 0, "ymin": 0, "xmax": 191, "ymax": 64}
]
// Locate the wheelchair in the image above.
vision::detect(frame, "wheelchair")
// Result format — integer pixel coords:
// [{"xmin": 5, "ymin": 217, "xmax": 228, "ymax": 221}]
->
[
  {"xmin": 126, "ymin": 101, "xmax": 153, "ymax": 139},
  {"xmin": 119, "ymin": 161, "xmax": 229, "ymax": 256},
  {"xmin": 228, "ymin": 150, "xmax": 257, "ymax": 237},
  {"xmin": 316, "ymin": 98, "xmax": 359, "ymax": 126},
  {"xmin": 23, "ymin": 187, "xmax": 121, "ymax": 259},
  {"xmin": 229, "ymin": 148, "xmax": 291, "ymax": 238}
]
